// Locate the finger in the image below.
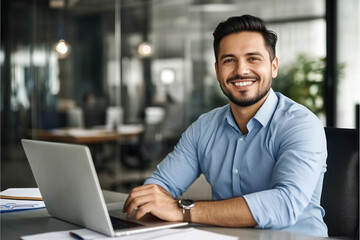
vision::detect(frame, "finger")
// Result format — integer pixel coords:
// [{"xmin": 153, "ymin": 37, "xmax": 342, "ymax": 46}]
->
[
  {"xmin": 123, "ymin": 185, "xmax": 153, "ymax": 212},
  {"xmin": 134, "ymin": 198, "xmax": 181, "ymax": 222},
  {"xmin": 134, "ymin": 203, "xmax": 152, "ymax": 220},
  {"xmin": 123, "ymin": 184, "xmax": 167, "ymax": 213},
  {"xmin": 125, "ymin": 193, "xmax": 154, "ymax": 218}
]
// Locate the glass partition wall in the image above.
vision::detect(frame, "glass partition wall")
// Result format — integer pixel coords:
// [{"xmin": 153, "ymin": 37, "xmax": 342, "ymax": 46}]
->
[{"xmin": 1, "ymin": 0, "xmax": 358, "ymax": 190}]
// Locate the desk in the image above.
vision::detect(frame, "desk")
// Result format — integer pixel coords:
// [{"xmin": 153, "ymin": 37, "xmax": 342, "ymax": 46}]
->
[
  {"xmin": 1, "ymin": 191, "xmax": 342, "ymax": 240},
  {"xmin": 28, "ymin": 125, "xmax": 144, "ymax": 144}
]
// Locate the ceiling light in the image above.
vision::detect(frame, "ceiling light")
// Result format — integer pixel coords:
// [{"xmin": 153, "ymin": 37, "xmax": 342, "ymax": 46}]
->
[
  {"xmin": 138, "ymin": 42, "xmax": 153, "ymax": 57},
  {"xmin": 55, "ymin": 39, "xmax": 70, "ymax": 59}
]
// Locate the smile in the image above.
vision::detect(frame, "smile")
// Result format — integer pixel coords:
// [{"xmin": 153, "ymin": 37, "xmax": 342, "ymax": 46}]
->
[{"xmin": 233, "ymin": 81, "xmax": 254, "ymax": 87}]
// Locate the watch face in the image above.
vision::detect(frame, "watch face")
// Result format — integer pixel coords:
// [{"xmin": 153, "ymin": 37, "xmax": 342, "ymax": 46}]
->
[{"xmin": 180, "ymin": 199, "xmax": 194, "ymax": 207}]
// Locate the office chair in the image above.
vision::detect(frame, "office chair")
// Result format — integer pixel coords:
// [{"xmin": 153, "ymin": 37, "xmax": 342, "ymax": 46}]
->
[
  {"xmin": 105, "ymin": 106, "xmax": 123, "ymax": 130},
  {"xmin": 66, "ymin": 107, "xmax": 84, "ymax": 127},
  {"xmin": 82, "ymin": 99, "xmax": 106, "ymax": 128},
  {"xmin": 120, "ymin": 107, "xmax": 165, "ymax": 171},
  {"xmin": 321, "ymin": 127, "xmax": 359, "ymax": 239}
]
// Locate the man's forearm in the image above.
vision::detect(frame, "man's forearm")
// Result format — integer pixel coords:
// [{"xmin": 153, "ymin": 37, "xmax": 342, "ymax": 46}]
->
[{"xmin": 190, "ymin": 196, "xmax": 257, "ymax": 227}]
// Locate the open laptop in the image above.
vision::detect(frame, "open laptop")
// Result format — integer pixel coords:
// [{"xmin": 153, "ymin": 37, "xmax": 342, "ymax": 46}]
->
[{"xmin": 21, "ymin": 139, "xmax": 187, "ymax": 237}]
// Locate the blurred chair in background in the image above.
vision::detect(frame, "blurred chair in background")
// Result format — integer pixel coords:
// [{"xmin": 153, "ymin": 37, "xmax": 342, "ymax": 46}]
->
[
  {"xmin": 106, "ymin": 106, "xmax": 123, "ymax": 130},
  {"xmin": 81, "ymin": 92, "xmax": 106, "ymax": 128},
  {"xmin": 321, "ymin": 127, "xmax": 359, "ymax": 239},
  {"xmin": 66, "ymin": 107, "xmax": 84, "ymax": 128},
  {"xmin": 120, "ymin": 107, "xmax": 165, "ymax": 169},
  {"xmin": 116, "ymin": 107, "xmax": 165, "ymax": 189}
]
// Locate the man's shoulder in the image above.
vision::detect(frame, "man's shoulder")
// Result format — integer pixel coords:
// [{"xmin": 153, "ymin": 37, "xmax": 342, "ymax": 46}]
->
[
  {"xmin": 271, "ymin": 92, "xmax": 325, "ymax": 140},
  {"xmin": 274, "ymin": 92, "xmax": 321, "ymax": 123}
]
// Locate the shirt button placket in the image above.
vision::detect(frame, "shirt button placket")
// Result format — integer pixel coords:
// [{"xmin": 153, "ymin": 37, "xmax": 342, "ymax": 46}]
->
[{"xmin": 232, "ymin": 135, "xmax": 245, "ymax": 196}]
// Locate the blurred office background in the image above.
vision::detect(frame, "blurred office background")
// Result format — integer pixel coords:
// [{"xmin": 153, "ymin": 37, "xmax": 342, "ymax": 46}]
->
[{"xmin": 1, "ymin": 0, "xmax": 359, "ymax": 191}]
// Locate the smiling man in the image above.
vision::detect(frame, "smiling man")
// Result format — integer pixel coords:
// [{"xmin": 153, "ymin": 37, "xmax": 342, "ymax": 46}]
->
[{"xmin": 123, "ymin": 15, "xmax": 328, "ymax": 237}]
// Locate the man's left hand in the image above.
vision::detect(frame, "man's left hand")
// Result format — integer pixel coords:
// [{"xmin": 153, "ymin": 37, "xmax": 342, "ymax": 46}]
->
[{"xmin": 122, "ymin": 184, "xmax": 183, "ymax": 222}]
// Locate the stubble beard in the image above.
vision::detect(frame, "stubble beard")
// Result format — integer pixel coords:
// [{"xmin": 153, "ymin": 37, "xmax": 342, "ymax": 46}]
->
[{"xmin": 219, "ymin": 78, "xmax": 272, "ymax": 107}]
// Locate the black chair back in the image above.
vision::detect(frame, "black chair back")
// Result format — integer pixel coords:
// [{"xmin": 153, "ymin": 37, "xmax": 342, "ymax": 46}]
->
[{"xmin": 322, "ymin": 127, "xmax": 359, "ymax": 239}]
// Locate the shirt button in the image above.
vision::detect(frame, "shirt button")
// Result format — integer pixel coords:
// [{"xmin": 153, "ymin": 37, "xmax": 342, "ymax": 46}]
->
[
  {"xmin": 239, "ymin": 137, "xmax": 244, "ymax": 141},
  {"xmin": 233, "ymin": 169, "xmax": 239, "ymax": 174}
]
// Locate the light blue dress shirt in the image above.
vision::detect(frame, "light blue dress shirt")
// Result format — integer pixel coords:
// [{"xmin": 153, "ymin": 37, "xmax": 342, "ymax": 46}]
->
[{"xmin": 144, "ymin": 89, "xmax": 328, "ymax": 237}]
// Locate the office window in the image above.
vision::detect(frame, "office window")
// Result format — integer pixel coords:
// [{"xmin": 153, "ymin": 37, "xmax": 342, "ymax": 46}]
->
[{"xmin": 336, "ymin": 0, "xmax": 360, "ymax": 128}]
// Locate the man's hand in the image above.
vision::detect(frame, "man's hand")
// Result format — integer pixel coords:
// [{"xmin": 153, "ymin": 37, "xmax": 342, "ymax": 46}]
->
[
  {"xmin": 122, "ymin": 184, "xmax": 183, "ymax": 222},
  {"xmin": 122, "ymin": 184, "xmax": 257, "ymax": 227}
]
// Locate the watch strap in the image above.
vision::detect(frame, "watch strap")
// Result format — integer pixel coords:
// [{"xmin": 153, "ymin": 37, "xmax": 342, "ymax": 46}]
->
[
  {"xmin": 179, "ymin": 199, "xmax": 194, "ymax": 223},
  {"xmin": 183, "ymin": 208, "xmax": 191, "ymax": 222}
]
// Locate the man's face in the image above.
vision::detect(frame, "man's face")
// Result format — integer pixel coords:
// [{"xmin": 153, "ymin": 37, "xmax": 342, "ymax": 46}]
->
[{"xmin": 215, "ymin": 31, "xmax": 278, "ymax": 107}]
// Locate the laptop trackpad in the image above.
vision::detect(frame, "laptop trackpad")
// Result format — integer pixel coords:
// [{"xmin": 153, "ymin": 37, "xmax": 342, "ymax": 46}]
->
[
  {"xmin": 110, "ymin": 209, "xmax": 168, "ymax": 225},
  {"xmin": 110, "ymin": 216, "xmax": 144, "ymax": 230}
]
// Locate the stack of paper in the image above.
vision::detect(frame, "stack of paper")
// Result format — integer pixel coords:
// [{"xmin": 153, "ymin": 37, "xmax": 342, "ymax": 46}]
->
[{"xmin": 0, "ymin": 188, "xmax": 45, "ymax": 213}]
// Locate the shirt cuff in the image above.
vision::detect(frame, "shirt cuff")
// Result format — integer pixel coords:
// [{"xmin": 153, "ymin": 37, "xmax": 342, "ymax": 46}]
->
[{"xmin": 243, "ymin": 191, "xmax": 273, "ymax": 229}]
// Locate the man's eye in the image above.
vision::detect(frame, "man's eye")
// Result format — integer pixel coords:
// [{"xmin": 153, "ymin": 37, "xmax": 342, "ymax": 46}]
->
[
  {"xmin": 223, "ymin": 59, "xmax": 234, "ymax": 64},
  {"xmin": 249, "ymin": 57, "xmax": 260, "ymax": 61}
]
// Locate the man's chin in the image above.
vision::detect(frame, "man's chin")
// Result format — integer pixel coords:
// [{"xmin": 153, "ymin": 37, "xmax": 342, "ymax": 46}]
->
[
  {"xmin": 229, "ymin": 91, "xmax": 270, "ymax": 107},
  {"xmin": 231, "ymin": 99, "xmax": 259, "ymax": 107}
]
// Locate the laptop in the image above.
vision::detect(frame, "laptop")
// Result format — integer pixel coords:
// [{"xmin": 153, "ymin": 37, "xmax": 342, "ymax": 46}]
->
[{"xmin": 21, "ymin": 139, "xmax": 187, "ymax": 237}]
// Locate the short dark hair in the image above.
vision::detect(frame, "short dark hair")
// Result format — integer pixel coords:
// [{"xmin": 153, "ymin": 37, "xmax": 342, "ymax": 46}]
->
[{"xmin": 213, "ymin": 15, "xmax": 277, "ymax": 62}]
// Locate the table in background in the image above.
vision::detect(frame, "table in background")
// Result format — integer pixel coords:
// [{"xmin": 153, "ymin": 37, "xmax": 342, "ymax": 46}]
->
[
  {"xmin": 28, "ymin": 124, "xmax": 144, "ymax": 144},
  {"xmin": 1, "ymin": 190, "xmax": 342, "ymax": 240},
  {"xmin": 27, "ymin": 125, "xmax": 145, "ymax": 177}
]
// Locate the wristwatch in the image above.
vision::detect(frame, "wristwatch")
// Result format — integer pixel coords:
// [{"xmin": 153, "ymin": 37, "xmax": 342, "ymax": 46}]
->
[{"xmin": 178, "ymin": 199, "xmax": 194, "ymax": 222}]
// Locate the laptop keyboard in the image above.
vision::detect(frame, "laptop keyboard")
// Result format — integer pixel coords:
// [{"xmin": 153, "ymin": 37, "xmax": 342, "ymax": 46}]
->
[{"xmin": 110, "ymin": 216, "xmax": 144, "ymax": 230}]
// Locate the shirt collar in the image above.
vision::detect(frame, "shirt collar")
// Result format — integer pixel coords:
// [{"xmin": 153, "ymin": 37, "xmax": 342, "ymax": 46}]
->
[
  {"xmin": 252, "ymin": 88, "xmax": 278, "ymax": 127},
  {"xmin": 223, "ymin": 88, "xmax": 279, "ymax": 130},
  {"xmin": 223, "ymin": 105, "xmax": 238, "ymax": 130}
]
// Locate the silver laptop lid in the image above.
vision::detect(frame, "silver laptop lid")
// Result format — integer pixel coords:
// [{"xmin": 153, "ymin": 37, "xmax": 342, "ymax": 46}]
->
[{"xmin": 21, "ymin": 139, "xmax": 115, "ymax": 236}]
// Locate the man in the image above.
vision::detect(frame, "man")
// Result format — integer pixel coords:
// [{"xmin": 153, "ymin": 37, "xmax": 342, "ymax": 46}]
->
[{"xmin": 123, "ymin": 15, "xmax": 328, "ymax": 237}]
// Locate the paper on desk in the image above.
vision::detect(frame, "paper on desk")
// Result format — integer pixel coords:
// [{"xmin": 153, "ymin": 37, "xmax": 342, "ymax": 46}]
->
[
  {"xmin": 0, "ymin": 188, "xmax": 45, "ymax": 213},
  {"xmin": 67, "ymin": 129, "xmax": 112, "ymax": 136},
  {"xmin": 95, "ymin": 227, "xmax": 237, "ymax": 240},
  {"xmin": 22, "ymin": 228, "xmax": 181, "ymax": 240},
  {"xmin": 1, "ymin": 188, "xmax": 42, "ymax": 199},
  {"xmin": 21, "ymin": 228, "xmax": 237, "ymax": 240},
  {"xmin": 21, "ymin": 229, "xmax": 105, "ymax": 240},
  {"xmin": 21, "ymin": 228, "xmax": 169, "ymax": 240},
  {"xmin": 117, "ymin": 124, "xmax": 144, "ymax": 134},
  {"xmin": 21, "ymin": 230, "xmax": 75, "ymax": 240},
  {"xmin": 96, "ymin": 228, "xmax": 184, "ymax": 240},
  {"xmin": 0, "ymin": 199, "xmax": 46, "ymax": 213},
  {"xmin": 147, "ymin": 228, "xmax": 238, "ymax": 240}
]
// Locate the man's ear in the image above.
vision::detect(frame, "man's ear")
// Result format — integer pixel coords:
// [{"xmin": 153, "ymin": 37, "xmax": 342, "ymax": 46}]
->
[{"xmin": 271, "ymin": 57, "xmax": 279, "ymax": 78}]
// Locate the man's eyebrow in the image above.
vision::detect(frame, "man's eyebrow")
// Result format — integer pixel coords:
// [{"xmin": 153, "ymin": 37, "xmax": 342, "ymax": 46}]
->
[
  {"xmin": 219, "ymin": 54, "xmax": 235, "ymax": 60},
  {"xmin": 246, "ymin": 51, "xmax": 264, "ymax": 57},
  {"xmin": 220, "ymin": 52, "xmax": 264, "ymax": 60}
]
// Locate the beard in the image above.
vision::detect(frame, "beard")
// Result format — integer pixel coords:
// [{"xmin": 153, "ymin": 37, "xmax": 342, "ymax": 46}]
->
[{"xmin": 219, "ymin": 75, "xmax": 271, "ymax": 107}]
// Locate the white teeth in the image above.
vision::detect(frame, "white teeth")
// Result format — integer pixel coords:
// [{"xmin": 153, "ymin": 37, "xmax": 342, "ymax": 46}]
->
[{"xmin": 234, "ymin": 81, "xmax": 253, "ymax": 87}]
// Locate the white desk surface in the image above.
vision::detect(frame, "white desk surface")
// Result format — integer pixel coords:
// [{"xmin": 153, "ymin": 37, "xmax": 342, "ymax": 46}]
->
[{"xmin": 1, "ymin": 190, "xmax": 342, "ymax": 240}]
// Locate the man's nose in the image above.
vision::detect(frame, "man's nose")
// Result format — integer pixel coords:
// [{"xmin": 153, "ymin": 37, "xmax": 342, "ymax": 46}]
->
[{"xmin": 234, "ymin": 60, "xmax": 250, "ymax": 75}]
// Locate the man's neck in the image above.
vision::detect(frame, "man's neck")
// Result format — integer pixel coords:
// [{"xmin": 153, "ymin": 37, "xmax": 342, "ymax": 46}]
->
[{"xmin": 230, "ymin": 92, "xmax": 270, "ymax": 134}]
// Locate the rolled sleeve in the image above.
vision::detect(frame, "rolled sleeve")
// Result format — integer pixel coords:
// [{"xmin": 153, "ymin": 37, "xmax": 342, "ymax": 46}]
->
[{"xmin": 243, "ymin": 119, "xmax": 327, "ymax": 229}]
